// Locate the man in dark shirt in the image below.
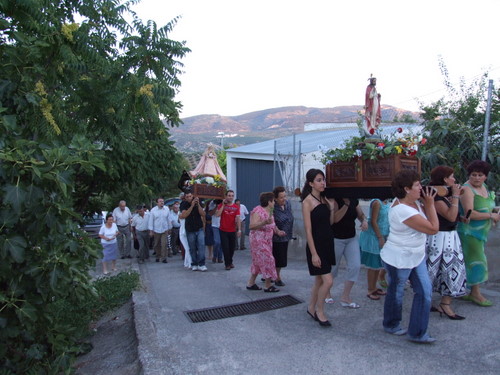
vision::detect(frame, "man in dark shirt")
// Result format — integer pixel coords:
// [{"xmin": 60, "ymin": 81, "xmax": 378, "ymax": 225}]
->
[{"xmin": 179, "ymin": 192, "xmax": 207, "ymax": 271}]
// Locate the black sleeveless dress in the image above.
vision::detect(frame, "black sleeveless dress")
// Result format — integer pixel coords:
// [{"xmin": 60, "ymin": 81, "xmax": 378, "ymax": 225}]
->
[{"xmin": 306, "ymin": 198, "xmax": 335, "ymax": 276}]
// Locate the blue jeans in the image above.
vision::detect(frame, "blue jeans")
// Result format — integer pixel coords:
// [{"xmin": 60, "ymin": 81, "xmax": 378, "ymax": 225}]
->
[
  {"xmin": 186, "ymin": 229, "xmax": 205, "ymax": 266},
  {"xmin": 383, "ymin": 258, "xmax": 432, "ymax": 339},
  {"xmin": 212, "ymin": 227, "xmax": 223, "ymax": 260}
]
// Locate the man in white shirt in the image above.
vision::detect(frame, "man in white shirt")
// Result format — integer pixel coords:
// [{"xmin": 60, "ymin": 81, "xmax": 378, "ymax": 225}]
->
[
  {"xmin": 112, "ymin": 200, "xmax": 132, "ymax": 259},
  {"xmin": 208, "ymin": 200, "xmax": 223, "ymax": 263},
  {"xmin": 235, "ymin": 199, "xmax": 249, "ymax": 250},
  {"xmin": 131, "ymin": 205, "xmax": 150, "ymax": 263},
  {"xmin": 148, "ymin": 197, "xmax": 171, "ymax": 263}
]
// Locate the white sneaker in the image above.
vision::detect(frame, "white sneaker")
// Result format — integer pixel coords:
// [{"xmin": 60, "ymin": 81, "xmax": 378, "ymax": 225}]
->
[
  {"xmin": 192, "ymin": 265, "xmax": 198, "ymax": 271},
  {"xmin": 198, "ymin": 265, "xmax": 207, "ymax": 272}
]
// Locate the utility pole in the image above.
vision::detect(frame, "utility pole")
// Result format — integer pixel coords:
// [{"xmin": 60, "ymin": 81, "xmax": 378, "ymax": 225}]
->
[
  {"xmin": 481, "ymin": 79, "xmax": 494, "ymax": 161},
  {"xmin": 217, "ymin": 131, "xmax": 225, "ymax": 149}
]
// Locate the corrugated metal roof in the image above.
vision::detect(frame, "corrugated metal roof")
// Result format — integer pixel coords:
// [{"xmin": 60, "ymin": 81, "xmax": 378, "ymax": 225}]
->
[{"xmin": 227, "ymin": 124, "xmax": 421, "ymax": 156}]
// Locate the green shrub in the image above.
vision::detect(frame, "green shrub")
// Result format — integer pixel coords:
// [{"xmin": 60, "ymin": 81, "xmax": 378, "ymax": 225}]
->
[
  {"xmin": 1, "ymin": 270, "xmax": 140, "ymax": 374},
  {"xmin": 49, "ymin": 271, "xmax": 141, "ymax": 340}
]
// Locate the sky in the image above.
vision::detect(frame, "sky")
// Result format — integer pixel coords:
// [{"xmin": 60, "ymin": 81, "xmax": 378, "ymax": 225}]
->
[{"xmin": 133, "ymin": 0, "xmax": 500, "ymax": 118}]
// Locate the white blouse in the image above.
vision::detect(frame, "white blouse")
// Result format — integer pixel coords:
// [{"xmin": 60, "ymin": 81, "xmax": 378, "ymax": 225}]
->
[
  {"xmin": 99, "ymin": 223, "xmax": 119, "ymax": 245},
  {"xmin": 380, "ymin": 201, "xmax": 427, "ymax": 269}
]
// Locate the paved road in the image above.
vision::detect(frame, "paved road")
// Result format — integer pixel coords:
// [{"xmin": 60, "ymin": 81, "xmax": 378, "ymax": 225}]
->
[{"xmin": 132, "ymin": 249, "xmax": 500, "ymax": 375}]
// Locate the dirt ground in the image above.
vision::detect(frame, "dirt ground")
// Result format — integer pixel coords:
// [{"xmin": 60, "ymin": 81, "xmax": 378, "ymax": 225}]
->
[{"xmin": 73, "ymin": 299, "xmax": 142, "ymax": 375}]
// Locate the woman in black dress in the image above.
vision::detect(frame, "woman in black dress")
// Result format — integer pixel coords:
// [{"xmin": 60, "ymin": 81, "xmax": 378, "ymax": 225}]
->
[{"xmin": 301, "ymin": 169, "xmax": 336, "ymax": 327}]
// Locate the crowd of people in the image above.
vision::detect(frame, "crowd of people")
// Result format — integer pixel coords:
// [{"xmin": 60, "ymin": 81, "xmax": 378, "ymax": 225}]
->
[
  {"xmin": 301, "ymin": 160, "xmax": 498, "ymax": 344},
  {"xmin": 98, "ymin": 190, "xmax": 255, "ymax": 272},
  {"xmin": 97, "ymin": 159, "xmax": 498, "ymax": 344}
]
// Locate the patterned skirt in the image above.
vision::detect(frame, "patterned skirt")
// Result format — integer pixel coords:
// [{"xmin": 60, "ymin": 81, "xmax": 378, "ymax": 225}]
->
[{"xmin": 426, "ymin": 231, "xmax": 467, "ymax": 297}]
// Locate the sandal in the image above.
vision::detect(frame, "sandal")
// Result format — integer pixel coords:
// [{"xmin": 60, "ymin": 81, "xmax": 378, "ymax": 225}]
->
[
  {"xmin": 374, "ymin": 288, "xmax": 387, "ymax": 296},
  {"xmin": 367, "ymin": 292, "xmax": 380, "ymax": 300},
  {"xmin": 471, "ymin": 297, "xmax": 493, "ymax": 307},
  {"xmin": 462, "ymin": 294, "xmax": 493, "ymax": 307},
  {"xmin": 324, "ymin": 297, "xmax": 334, "ymax": 304},
  {"xmin": 340, "ymin": 301, "xmax": 360, "ymax": 309},
  {"xmin": 246, "ymin": 284, "xmax": 262, "ymax": 291},
  {"xmin": 264, "ymin": 286, "xmax": 280, "ymax": 293}
]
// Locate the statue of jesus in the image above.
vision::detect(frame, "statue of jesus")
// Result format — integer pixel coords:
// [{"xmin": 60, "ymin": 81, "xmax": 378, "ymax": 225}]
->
[{"xmin": 364, "ymin": 76, "xmax": 381, "ymax": 136}]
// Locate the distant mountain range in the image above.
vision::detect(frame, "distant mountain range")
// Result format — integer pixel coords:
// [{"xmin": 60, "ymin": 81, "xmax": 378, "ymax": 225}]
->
[{"xmin": 169, "ymin": 105, "xmax": 420, "ymax": 153}]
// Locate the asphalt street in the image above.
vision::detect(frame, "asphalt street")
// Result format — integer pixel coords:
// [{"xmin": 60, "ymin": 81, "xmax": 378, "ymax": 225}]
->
[{"xmin": 129, "ymin": 246, "xmax": 500, "ymax": 375}]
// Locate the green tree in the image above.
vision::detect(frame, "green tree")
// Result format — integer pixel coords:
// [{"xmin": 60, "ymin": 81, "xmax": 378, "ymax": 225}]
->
[
  {"xmin": 419, "ymin": 60, "xmax": 499, "ymax": 194},
  {"xmin": 0, "ymin": 0, "xmax": 189, "ymax": 372},
  {"xmin": 217, "ymin": 146, "xmax": 228, "ymax": 177}
]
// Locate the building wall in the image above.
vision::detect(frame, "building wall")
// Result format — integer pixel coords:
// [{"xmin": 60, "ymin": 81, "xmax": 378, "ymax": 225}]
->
[
  {"xmin": 234, "ymin": 158, "xmax": 283, "ymax": 234},
  {"xmin": 227, "ymin": 152, "xmax": 273, "ymax": 198}
]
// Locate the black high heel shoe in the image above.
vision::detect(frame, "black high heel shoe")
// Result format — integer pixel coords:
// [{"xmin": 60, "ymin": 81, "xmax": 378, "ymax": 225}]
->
[
  {"xmin": 438, "ymin": 303, "xmax": 465, "ymax": 320},
  {"xmin": 307, "ymin": 310, "xmax": 318, "ymax": 321},
  {"xmin": 314, "ymin": 312, "xmax": 331, "ymax": 327}
]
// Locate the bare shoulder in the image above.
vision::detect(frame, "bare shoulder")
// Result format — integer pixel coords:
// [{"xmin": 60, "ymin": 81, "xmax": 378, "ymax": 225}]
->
[
  {"xmin": 461, "ymin": 185, "xmax": 473, "ymax": 195},
  {"xmin": 302, "ymin": 195, "xmax": 313, "ymax": 211}
]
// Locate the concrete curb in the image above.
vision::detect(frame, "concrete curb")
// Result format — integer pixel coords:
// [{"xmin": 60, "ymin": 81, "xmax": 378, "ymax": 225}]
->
[{"xmin": 132, "ymin": 290, "xmax": 165, "ymax": 375}]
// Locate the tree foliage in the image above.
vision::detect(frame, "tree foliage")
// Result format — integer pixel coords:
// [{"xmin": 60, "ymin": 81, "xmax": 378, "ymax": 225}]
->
[
  {"xmin": 0, "ymin": 0, "xmax": 189, "ymax": 372},
  {"xmin": 217, "ymin": 146, "xmax": 229, "ymax": 177},
  {"xmin": 419, "ymin": 60, "xmax": 500, "ymax": 196}
]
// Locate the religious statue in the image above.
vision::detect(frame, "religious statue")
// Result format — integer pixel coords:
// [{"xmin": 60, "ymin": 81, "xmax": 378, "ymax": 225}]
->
[
  {"xmin": 189, "ymin": 144, "xmax": 227, "ymax": 181},
  {"xmin": 364, "ymin": 75, "xmax": 381, "ymax": 136}
]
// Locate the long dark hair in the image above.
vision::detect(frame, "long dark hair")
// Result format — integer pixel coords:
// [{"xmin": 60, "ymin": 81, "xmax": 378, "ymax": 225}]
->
[{"xmin": 300, "ymin": 169, "xmax": 325, "ymax": 201}]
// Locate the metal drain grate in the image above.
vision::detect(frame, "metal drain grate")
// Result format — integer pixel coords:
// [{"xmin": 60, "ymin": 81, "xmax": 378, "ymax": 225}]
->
[{"xmin": 184, "ymin": 294, "xmax": 302, "ymax": 323}]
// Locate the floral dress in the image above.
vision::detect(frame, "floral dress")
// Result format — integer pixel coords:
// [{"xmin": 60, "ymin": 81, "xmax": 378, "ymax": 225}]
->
[{"xmin": 249, "ymin": 206, "xmax": 278, "ymax": 280}]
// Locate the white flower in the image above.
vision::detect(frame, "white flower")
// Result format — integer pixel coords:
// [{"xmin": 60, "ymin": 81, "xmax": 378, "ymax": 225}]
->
[{"xmin": 205, "ymin": 176, "xmax": 214, "ymax": 184}]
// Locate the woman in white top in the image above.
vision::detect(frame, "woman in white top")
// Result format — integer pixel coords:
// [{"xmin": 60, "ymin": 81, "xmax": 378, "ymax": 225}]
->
[
  {"xmin": 380, "ymin": 170, "xmax": 439, "ymax": 343},
  {"xmin": 99, "ymin": 213, "xmax": 120, "ymax": 274}
]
